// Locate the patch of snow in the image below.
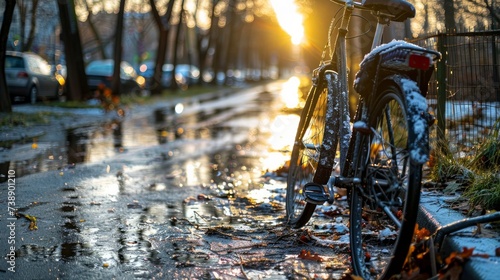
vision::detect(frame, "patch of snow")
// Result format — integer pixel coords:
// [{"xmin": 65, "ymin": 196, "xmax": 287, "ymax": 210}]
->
[
  {"xmin": 402, "ymin": 78, "xmax": 430, "ymax": 164},
  {"xmin": 378, "ymin": 227, "xmax": 397, "ymax": 240},
  {"xmin": 361, "ymin": 40, "xmax": 427, "ymax": 65}
]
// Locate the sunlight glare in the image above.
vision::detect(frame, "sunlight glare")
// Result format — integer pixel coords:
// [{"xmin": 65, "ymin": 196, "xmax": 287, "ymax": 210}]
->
[
  {"xmin": 268, "ymin": 114, "xmax": 300, "ymax": 151},
  {"xmin": 270, "ymin": 0, "xmax": 305, "ymax": 45},
  {"xmin": 261, "ymin": 152, "xmax": 290, "ymax": 173},
  {"xmin": 175, "ymin": 103, "xmax": 184, "ymax": 114},
  {"xmin": 280, "ymin": 76, "xmax": 301, "ymax": 108}
]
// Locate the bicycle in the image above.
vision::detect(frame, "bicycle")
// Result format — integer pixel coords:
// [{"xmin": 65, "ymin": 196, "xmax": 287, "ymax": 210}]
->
[{"xmin": 285, "ymin": 0, "xmax": 441, "ymax": 279}]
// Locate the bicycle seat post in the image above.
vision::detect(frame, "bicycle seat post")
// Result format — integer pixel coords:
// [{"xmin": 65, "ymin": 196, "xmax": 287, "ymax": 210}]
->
[{"xmin": 370, "ymin": 14, "xmax": 391, "ymax": 51}]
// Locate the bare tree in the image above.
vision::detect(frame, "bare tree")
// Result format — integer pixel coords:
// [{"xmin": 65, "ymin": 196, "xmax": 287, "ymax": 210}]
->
[
  {"xmin": 149, "ymin": 0, "xmax": 176, "ymax": 95},
  {"xmin": 57, "ymin": 0, "xmax": 88, "ymax": 101},
  {"xmin": 191, "ymin": 0, "xmax": 220, "ymax": 85},
  {"xmin": 78, "ymin": 0, "xmax": 108, "ymax": 59},
  {"xmin": 0, "ymin": 0, "xmax": 16, "ymax": 113},
  {"xmin": 170, "ymin": 0, "xmax": 187, "ymax": 90},
  {"xmin": 111, "ymin": 0, "xmax": 126, "ymax": 96},
  {"xmin": 465, "ymin": 0, "xmax": 500, "ymax": 27},
  {"xmin": 444, "ymin": 0, "xmax": 456, "ymax": 32},
  {"xmin": 16, "ymin": 0, "xmax": 39, "ymax": 52}
]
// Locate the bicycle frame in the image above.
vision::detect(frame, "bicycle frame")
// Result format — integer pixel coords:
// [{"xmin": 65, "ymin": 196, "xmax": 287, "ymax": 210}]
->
[
  {"xmin": 314, "ymin": 0, "xmax": 387, "ymax": 174},
  {"xmin": 304, "ymin": 0, "xmax": 441, "ymax": 199}
]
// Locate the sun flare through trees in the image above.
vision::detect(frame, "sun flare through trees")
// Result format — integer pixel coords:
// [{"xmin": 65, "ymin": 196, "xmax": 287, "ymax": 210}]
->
[{"xmin": 269, "ymin": 0, "xmax": 304, "ymax": 45}]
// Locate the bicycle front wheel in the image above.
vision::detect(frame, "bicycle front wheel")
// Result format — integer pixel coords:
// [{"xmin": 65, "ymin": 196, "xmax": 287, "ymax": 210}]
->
[
  {"xmin": 286, "ymin": 82, "xmax": 338, "ymax": 228},
  {"xmin": 350, "ymin": 83, "xmax": 424, "ymax": 279}
]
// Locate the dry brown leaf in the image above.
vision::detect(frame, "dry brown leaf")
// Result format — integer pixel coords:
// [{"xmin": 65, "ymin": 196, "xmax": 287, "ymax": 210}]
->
[
  {"xmin": 414, "ymin": 225, "xmax": 431, "ymax": 242},
  {"xmin": 439, "ymin": 247, "xmax": 476, "ymax": 279},
  {"xmin": 298, "ymin": 249, "xmax": 323, "ymax": 262},
  {"xmin": 445, "ymin": 247, "xmax": 474, "ymax": 265}
]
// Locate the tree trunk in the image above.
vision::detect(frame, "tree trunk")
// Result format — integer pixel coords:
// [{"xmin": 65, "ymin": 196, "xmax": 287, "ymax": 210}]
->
[
  {"xmin": 170, "ymin": 0, "xmax": 186, "ymax": 91},
  {"xmin": 23, "ymin": 0, "xmax": 39, "ymax": 52},
  {"xmin": 86, "ymin": 12, "xmax": 107, "ymax": 59},
  {"xmin": 17, "ymin": 0, "xmax": 26, "ymax": 51},
  {"xmin": 444, "ymin": 0, "xmax": 455, "ymax": 32},
  {"xmin": 203, "ymin": 0, "xmax": 220, "ymax": 85},
  {"xmin": 0, "ymin": 0, "xmax": 16, "ymax": 113},
  {"xmin": 222, "ymin": 2, "xmax": 237, "ymax": 85},
  {"xmin": 57, "ymin": 0, "xmax": 88, "ymax": 101},
  {"xmin": 111, "ymin": 0, "xmax": 126, "ymax": 97},
  {"xmin": 149, "ymin": 0, "xmax": 176, "ymax": 95}
]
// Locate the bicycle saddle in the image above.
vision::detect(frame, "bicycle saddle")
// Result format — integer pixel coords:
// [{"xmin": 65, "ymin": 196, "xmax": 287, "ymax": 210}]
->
[{"xmin": 363, "ymin": 0, "xmax": 415, "ymax": 22}]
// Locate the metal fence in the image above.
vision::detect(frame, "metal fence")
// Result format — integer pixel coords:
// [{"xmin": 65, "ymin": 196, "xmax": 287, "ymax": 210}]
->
[{"xmin": 410, "ymin": 30, "xmax": 500, "ymax": 158}]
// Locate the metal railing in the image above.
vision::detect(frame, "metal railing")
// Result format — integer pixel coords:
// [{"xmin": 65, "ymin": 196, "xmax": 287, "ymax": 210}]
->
[{"xmin": 410, "ymin": 30, "xmax": 500, "ymax": 158}]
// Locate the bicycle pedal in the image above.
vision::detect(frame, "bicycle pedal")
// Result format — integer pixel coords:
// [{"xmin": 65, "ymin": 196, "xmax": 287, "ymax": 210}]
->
[{"xmin": 303, "ymin": 182, "xmax": 329, "ymax": 205}]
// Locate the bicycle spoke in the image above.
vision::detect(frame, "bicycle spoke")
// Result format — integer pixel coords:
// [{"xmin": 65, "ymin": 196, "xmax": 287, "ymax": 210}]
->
[{"xmin": 350, "ymin": 85, "xmax": 424, "ymax": 279}]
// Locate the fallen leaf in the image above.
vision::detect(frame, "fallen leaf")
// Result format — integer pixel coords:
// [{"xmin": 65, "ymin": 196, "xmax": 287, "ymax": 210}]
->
[
  {"xmin": 445, "ymin": 247, "xmax": 474, "ymax": 265},
  {"xmin": 298, "ymin": 249, "xmax": 323, "ymax": 262},
  {"xmin": 299, "ymin": 233, "xmax": 311, "ymax": 243},
  {"xmin": 414, "ymin": 225, "xmax": 431, "ymax": 242},
  {"xmin": 439, "ymin": 247, "xmax": 474, "ymax": 280},
  {"xmin": 22, "ymin": 214, "xmax": 38, "ymax": 230},
  {"xmin": 365, "ymin": 251, "xmax": 371, "ymax": 262}
]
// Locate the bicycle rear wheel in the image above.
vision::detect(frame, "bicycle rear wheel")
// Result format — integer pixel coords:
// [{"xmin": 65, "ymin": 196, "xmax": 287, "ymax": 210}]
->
[
  {"xmin": 349, "ymin": 83, "xmax": 424, "ymax": 279},
  {"xmin": 286, "ymin": 82, "xmax": 338, "ymax": 228}
]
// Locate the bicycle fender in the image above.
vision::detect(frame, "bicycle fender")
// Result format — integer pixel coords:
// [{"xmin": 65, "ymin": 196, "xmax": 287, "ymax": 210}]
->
[{"xmin": 382, "ymin": 74, "xmax": 431, "ymax": 165}]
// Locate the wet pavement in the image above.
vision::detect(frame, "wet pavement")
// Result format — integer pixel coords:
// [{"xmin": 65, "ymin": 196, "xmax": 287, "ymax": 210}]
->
[
  {"xmin": 0, "ymin": 80, "xmax": 353, "ymax": 279},
  {"xmin": 3, "ymin": 80, "xmax": 499, "ymax": 279}
]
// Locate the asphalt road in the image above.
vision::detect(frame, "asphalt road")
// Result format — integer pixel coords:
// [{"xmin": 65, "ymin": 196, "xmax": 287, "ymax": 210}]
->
[{"xmin": 0, "ymin": 81, "xmax": 352, "ymax": 279}]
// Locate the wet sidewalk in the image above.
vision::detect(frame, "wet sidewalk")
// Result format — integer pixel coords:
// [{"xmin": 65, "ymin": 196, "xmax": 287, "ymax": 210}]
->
[{"xmin": 418, "ymin": 192, "xmax": 500, "ymax": 280}]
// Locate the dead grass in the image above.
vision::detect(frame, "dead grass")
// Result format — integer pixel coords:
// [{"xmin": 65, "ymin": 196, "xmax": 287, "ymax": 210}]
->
[{"xmin": 430, "ymin": 119, "xmax": 500, "ymax": 211}]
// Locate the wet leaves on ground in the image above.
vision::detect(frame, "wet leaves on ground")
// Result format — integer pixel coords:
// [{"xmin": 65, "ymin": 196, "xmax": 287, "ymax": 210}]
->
[{"xmin": 16, "ymin": 213, "xmax": 39, "ymax": 230}]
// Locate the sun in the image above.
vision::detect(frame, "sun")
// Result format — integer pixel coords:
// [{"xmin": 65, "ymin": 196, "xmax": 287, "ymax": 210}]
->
[{"xmin": 270, "ymin": 0, "xmax": 305, "ymax": 45}]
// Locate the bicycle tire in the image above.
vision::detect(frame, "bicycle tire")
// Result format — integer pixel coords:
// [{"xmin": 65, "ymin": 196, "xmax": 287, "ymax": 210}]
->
[
  {"xmin": 349, "ymin": 82, "xmax": 425, "ymax": 279},
  {"xmin": 286, "ymin": 80, "xmax": 338, "ymax": 228}
]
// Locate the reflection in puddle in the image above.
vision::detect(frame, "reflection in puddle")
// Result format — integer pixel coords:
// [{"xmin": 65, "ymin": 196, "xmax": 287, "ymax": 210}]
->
[{"xmin": 280, "ymin": 76, "xmax": 302, "ymax": 108}]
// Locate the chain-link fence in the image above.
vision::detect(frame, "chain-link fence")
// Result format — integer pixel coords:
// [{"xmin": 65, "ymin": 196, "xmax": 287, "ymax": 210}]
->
[{"xmin": 410, "ymin": 30, "xmax": 500, "ymax": 158}]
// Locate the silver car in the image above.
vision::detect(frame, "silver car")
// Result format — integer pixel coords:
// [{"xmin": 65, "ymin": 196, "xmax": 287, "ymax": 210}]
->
[{"xmin": 5, "ymin": 51, "xmax": 63, "ymax": 104}]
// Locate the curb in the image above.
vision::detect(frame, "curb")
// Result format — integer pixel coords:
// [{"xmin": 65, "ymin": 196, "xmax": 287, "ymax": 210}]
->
[{"xmin": 417, "ymin": 192, "xmax": 500, "ymax": 280}]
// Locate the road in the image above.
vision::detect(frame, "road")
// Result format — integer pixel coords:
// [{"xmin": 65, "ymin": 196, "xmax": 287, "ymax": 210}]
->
[{"xmin": 0, "ymin": 81, "xmax": 352, "ymax": 279}]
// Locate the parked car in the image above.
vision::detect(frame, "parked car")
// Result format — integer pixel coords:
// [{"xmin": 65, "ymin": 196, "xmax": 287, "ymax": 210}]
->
[
  {"xmin": 85, "ymin": 59, "xmax": 145, "ymax": 95},
  {"xmin": 5, "ymin": 51, "xmax": 63, "ymax": 104},
  {"xmin": 162, "ymin": 64, "xmax": 200, "ymax": 87},
  {"xmin": 138, "ymin": 62, "xmax": 200, "ymax": 89}
]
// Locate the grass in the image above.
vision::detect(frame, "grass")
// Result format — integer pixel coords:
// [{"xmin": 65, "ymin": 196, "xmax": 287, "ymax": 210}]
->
[
  {"xmin": 464, "ymin": 172, "xmax": 500, "ymax": 210},
  {"xmin": 0, "ymin": 111, "xmax": 57, "ymax": 127},
  {"xmin": 430, "ymin": 119, "xmax": 500, "ymax": 211}
]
